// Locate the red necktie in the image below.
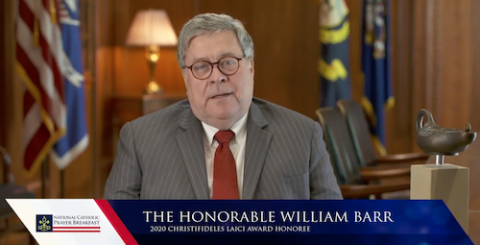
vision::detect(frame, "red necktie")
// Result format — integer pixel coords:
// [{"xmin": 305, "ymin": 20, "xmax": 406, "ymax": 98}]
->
[{"xmin": 212, "ymin": 130, "xmax": 239, "ymax": 199}]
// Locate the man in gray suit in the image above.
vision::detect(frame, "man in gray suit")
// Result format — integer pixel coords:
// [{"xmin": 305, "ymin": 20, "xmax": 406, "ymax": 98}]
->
[{"xmin": 104, "ymin": 13, "xmax": 342, "ymax": 200}]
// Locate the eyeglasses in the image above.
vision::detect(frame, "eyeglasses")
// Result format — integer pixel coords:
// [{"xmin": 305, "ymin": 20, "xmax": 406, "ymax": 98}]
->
[{"xmin": 183, "ymin": 56, "xmax": 244, "ymax": 80}]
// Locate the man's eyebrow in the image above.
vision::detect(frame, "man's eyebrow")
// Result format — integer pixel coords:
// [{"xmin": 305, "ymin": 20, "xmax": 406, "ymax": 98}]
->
[
  {"xmin": 218, "ymin": 52, "xmax": 239, "ymax": 58},
  {"xmin": 190, "ymin": 52, "xmax": 242, "ymax": 64},
  {"xmin": 189, "ymin": 56, "xmax": 208, "ymax": 65}
]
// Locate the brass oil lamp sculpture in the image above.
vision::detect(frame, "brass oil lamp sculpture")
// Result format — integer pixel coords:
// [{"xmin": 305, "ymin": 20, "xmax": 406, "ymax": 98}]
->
[{"xmin": 416, "ymin": 109, "xmax": 476, "ymax": 166}]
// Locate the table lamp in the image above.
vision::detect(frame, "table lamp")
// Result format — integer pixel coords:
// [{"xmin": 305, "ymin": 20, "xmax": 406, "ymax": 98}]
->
[{"xmin": 126, "ymin": 9, "xmax": 178, "ymax": 94}]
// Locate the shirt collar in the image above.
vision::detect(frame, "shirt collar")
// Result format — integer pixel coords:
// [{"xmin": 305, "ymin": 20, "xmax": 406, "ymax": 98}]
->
[{"xmin": 201, "ymin": 112, "xmax": 249, "ymax": 146}]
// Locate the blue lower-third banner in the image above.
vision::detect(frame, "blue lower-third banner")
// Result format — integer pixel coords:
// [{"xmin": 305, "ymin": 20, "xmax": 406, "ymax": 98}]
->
[{"xmin": 6, "ymin": 199, "xmax": 473, "ymax": 245}]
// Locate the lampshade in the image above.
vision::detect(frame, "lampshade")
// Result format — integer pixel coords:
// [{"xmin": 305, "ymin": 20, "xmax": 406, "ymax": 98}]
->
[{"xmin": 126, "ymin": 9, "xmax": 178, "ymax": 46}]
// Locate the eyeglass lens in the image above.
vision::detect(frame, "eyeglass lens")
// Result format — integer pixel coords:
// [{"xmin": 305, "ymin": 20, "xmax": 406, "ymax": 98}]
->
[{"xmin": 191, "ymin": 57, "xmax": 240, "ymax": 79}]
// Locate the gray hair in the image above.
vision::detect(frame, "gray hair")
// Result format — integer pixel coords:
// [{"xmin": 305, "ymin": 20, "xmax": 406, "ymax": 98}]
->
[{"xmin": 177, "ymin": 13, "xmax": 254, "ymax": 68}]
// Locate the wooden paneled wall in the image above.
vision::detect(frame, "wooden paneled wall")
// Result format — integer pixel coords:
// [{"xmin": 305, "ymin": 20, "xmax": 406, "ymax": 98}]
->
[
  {"xmin": 102, "ymin": 0, "xmax": 321, "ymax": 114},
  {"xmin": 0, "ymin": 0, "xmax": 4, "ymax": 148},
  {"xmin": 392, "ymin": 0, "xmax": 480, "ymax": 242}
]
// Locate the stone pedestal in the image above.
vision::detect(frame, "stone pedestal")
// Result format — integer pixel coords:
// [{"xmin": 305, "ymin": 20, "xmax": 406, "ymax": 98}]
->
[{"xmin": 411, "ymin": 164, "xmax": 469, "ymax": 233}]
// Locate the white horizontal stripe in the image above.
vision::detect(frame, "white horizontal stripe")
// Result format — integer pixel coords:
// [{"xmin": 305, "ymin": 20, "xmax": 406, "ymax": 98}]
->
[
  {"xmin": 22, "ymin": 103, "xmax": 42, "ymax": 150},
  {"xmin": 51, "ymin": 231, "xmax": 101, "ymax": 233},
  {"xmin": 60, "ymin": 18, "xmax": 80, "ymax": 26},
  {"xmin": 52, "ymin": 228, "xmax": 100, "ymax": 230},
  {"xmin": 52, "ymin": 231, "xmax": 100, "ymax": 232},
  {"xmin": 53, "ymin": 228, "xmax": 100, "ymax": 229},
  {"xmin": 17, "ymin": 19, "xmax": 66, "ymax": 129},
  {"xmin": 53, "ymin": 227, "xmax": 100, "ymax": 229},
  {"xmin": 51, "ymin": 230, "xmax": 100, "ymax": 232},
  {"xmin": 50, "ymin": 135, "xmax": 89, "ymax": 169}
]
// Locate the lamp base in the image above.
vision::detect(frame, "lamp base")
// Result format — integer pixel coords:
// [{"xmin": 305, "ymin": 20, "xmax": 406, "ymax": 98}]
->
[
  {"xmin": 144, "ymin": 45, "xmax": 163, "ymax": 95},
  {"xmin": 145, "ymin": 81, "xmax": 163, "ymax": 94}
]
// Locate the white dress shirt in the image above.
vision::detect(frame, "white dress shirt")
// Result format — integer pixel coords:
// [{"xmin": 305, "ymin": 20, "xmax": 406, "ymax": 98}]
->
[{"xmin": 201, "ymin": 113, "xmax": 248, "ymax": 199}]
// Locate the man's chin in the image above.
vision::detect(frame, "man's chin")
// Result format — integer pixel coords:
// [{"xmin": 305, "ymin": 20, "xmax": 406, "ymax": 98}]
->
[
  {"xmin": 207, "ymin": 104, "xmax": 238, "ymax": 118},
  {"xmin": 204, "ymin": 110, "xmax": 242, "ymax": 128},
  {"xmin": 211, "ymin": 112, "xmax": 237, "ymax": 121}
]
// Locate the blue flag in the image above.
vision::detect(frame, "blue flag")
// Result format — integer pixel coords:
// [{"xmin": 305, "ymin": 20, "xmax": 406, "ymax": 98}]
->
[
  {"xmin": 52, "ymin": 0, "xmax": 89, "ymax": 169},
  {"xmin": 361, "ymin": 0, "xmax": 394, "ymax": 155},
  {"xmin": 319, "ymin": 0, "xmax": 351, "ymax": 107}
]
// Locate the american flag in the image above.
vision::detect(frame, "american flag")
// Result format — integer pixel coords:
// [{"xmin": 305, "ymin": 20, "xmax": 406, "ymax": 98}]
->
[{"xmin": 16, "ymin": 0, "xmax": 88, "ymax": 173}]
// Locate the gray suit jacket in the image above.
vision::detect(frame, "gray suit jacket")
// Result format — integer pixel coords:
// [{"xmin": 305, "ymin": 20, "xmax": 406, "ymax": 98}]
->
[{"xmin": 104, "ymin": 98, "xmax": 342, "ymax": 199}]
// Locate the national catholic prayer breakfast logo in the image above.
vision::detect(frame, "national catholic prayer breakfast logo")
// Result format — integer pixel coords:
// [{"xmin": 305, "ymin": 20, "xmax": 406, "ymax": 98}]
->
[
  {"xmin": 35, "ymin": 214, "xmax": 101, "ymax": 233},
  {"xmin": 36, "ymin": 215, "xmax": 52, "ymax": 232}
]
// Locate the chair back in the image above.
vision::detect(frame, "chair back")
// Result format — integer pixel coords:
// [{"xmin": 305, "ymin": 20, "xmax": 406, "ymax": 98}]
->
[
  {"xmin": 0, "ymin": 146, "xmax": 35, "ymax": 243},
  {"xmin": 0, "ymin": 146, "xmax": 13, "ymax": 184},
  {"xmin": 337, "ymin": 100, "xmax": 377, "ymax": 166},
  {"xmin": 316, "ymin": 108, "xmax": 364, "ymax": 185}
]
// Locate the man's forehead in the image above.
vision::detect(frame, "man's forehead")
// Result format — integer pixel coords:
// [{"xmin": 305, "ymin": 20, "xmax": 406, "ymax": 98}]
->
[
  {"xmin": 190, "ymin": 29, "xmax": 235, "ymax": 42},
  {"xmin": 185, "ymin": 31, "xmax": 242, "ymax": 61}
]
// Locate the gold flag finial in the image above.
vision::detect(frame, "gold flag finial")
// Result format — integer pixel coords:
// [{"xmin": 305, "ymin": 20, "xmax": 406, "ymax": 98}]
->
[{"xmin": 50, "ymin": 0, "xmax": 57, "ymax": 24}]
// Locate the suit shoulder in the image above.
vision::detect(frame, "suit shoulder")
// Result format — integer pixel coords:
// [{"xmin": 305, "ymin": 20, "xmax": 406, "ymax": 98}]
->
[
  {"xmin": 128, "ymin": 99, "xmax": 190, "ymax": 128},
  {"xmin": 252, "ymin": 97, "xmax": 317, "ymax": 126}
]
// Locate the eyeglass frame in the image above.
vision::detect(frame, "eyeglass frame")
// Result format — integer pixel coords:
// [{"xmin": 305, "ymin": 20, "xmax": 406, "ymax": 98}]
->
[{"xmin": 182, "ymin": 56, "xmax": 245, "ymax": 80}]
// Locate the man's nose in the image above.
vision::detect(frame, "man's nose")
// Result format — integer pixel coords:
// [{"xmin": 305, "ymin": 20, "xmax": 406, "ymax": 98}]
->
[{"xmin": 209, "ymin": 65, "xmax": 227, "ymax": 84}]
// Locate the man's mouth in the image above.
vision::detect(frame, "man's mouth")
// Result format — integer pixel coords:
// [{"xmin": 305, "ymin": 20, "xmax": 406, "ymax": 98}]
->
[{"xmin": 211, "ymin": 93, "xmax": 232, "ymax": 99}]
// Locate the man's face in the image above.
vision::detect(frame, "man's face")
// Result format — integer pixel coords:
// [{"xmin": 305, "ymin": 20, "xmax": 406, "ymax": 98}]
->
[{"xmin": 183, "ymin": 30, "xmax": 254, "ymax": 129}]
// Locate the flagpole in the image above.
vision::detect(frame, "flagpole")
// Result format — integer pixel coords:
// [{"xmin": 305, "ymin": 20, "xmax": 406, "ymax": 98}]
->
[
  {"xmin": 89, "ymin": 0, "xmax": 99, "ymax": 198},
  {"xmin": 60, "ymin": 169, "xmax": 65, "ymax": 197},
  {"xmin": 41, "ymin": 158, "xmax": 49, "ymax": 198}
]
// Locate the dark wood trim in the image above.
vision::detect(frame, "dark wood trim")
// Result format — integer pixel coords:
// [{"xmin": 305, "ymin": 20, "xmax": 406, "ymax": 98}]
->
[
  {"xmin": 470, "ymin": 0, "xmax": 480, "ymax": 229},
  {"xmin": 0, "ymin": 0, "xmax": 5, "ymax": 148},
  {"xmin": 410, "ymin": 0, "xmax": 429, "ymax": 152},
  {"xmin": 392, "ymin": 0, "xmax": 414, "ymax": 153},
  {"xmin": 424, "ymin": 0, "xmax": 436, "ymax": 116},
  {"xmin": 84, "ymin": 0, "xmax": 101, "ymax": 199},
  {"xmin": 472, "ymin": 0, "xmax": 480, "ymax": 129}
]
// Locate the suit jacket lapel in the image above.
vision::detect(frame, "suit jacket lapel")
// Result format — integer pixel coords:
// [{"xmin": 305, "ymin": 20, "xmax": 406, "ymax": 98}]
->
[
  {"xmin": 243, "ymin": 103, "xmax": 273, "ymax": 199},
  {"xmin": 176, "ymin": 104, "xmax": 209, "ymax": 199}
]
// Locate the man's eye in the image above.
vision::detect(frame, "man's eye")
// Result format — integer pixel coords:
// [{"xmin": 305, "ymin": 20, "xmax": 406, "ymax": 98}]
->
[
  {"xmin": 221, "ymin": 59, "xmax": 236, "ymax": 66},
  {"xmin": 193, "ymin": 64, "xmax": 208, "ymax": 70}
]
